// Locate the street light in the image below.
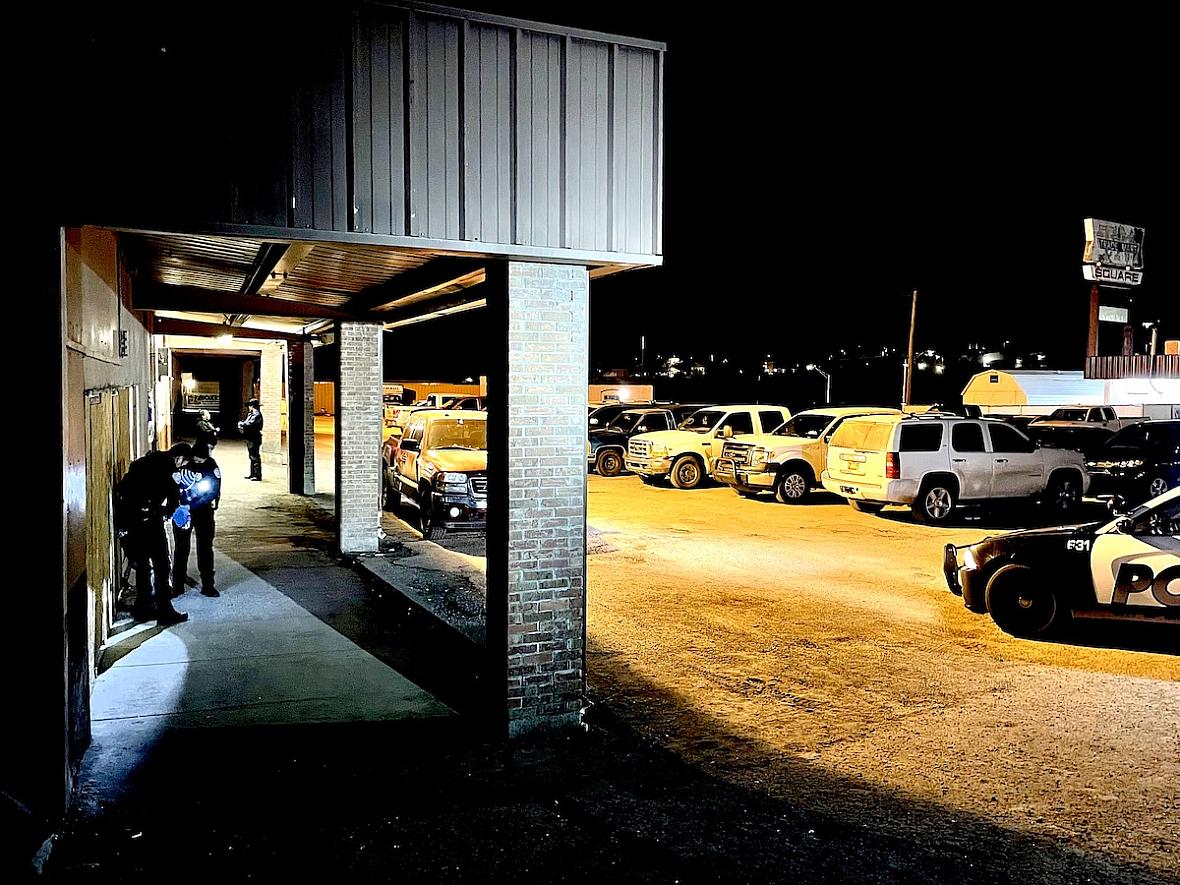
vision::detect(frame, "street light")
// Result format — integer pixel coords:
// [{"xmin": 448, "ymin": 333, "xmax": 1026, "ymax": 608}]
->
[{"xmin": 806, "ymin": 363, "xmax": 831, "ymax": 404}]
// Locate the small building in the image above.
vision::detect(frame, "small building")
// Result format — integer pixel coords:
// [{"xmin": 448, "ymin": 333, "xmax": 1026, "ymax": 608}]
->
[{"xmin": 962, "ymin": 369, "xmax": 1179, "ymax": 419}]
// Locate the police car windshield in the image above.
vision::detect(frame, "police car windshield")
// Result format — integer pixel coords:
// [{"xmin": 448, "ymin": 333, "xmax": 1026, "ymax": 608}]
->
[
  {"xmin": 425, "ymin": 419, "xmax": 487, "ymax": 450},
  {"xmin": 774, "ymin": 414, "xmax": 830, "ymax": 438},
  {"xmin": 679, "ymin": 410, "xmax": 724, "ymax": 432}
]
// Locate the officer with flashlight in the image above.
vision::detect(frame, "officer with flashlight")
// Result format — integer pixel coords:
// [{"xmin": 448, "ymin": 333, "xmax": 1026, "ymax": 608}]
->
[
  {"xmin": 171, "ymin": 441, "xmax": 222, "ymax": 598},
  {"xmin": 115, "ymin": 443, "xmax": 193, "ymax": 625}
]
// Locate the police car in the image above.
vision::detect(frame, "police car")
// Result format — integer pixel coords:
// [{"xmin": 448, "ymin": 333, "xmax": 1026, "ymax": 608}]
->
[{"xmin": 944, "ymin": 488, "xmax": 1179, "ymax": 636}]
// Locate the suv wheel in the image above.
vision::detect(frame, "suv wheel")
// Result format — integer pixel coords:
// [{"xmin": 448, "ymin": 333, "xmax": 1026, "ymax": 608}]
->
[
  {"xmin": 775, "ymin": 469, "xmax": 810, "ymax": 504},
  {"xmin": 1045, "ymin": 472, "xmax": 1081, "ymax": 517},
  {"xmin": 986, "ymin": 563, "xmax": 1060, "ymax": 636},
  {"xmin": 1147, "ymin": 475, "xmax": 1171, "ymax": 499},
  {"xmin": 596, "ymin": 449, "xmax": 624, "ymax": 477},
  {"xmin": 913, "ymin": 481, "xmax": 957, "ymax": 525},
  {"xmin": 420, "ymin": 490, "xmax": 447, "ymax": 541},
  {"xmin": 669, "ymin": 455, "xmax": 704, "ymax": 489}
]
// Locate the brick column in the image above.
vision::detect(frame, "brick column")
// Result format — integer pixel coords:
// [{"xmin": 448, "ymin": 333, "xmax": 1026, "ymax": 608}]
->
[
  {"xmin": 287, "ymin": 340, "xmax": 315, "ymax": 495},
  {"xmin": 260, "ymin": 343, "xmax": 285, "ymax": 464},
  {"xmin": 487, "ymin": 262, "xmax": 590, "ymax": 736},
  {"xmin": 335, "ymin": 322, "xmax": 383, "ymax": 554}
]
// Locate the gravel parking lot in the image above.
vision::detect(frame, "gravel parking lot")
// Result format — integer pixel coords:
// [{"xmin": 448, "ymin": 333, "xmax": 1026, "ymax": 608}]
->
[{"xmin": 584, "ymin": 475, "xmax": 1179, "ymax": 881}]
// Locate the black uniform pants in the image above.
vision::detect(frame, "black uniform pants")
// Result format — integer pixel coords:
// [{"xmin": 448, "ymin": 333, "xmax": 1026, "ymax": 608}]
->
[
  {"xmin": 129, "ymin": 518, "xmax": 173, "ymax": 615},
  {"xmin": 172, "ymin": 506, "xmax": 216, "ymax": 591},
  {"xmin": 246, "ymin": 438, "xmax": 262, "ymax": 478}
]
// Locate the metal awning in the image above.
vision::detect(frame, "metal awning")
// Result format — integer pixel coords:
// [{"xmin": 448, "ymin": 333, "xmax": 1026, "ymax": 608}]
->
[{"xmin": 120, "ymin": 229, "xmax": 625, "ymax": 338}]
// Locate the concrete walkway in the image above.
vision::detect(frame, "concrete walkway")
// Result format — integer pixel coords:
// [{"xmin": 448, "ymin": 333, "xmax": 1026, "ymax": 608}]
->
[{"xmin": 77, "ymin": 440, "xmax": 452, "ymax": 811}]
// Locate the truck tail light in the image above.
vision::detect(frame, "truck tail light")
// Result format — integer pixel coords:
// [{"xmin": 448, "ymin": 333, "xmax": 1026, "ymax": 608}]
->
[{"xmin": 885, "ymin": 452, "xmax": 901, "ymax": 479}]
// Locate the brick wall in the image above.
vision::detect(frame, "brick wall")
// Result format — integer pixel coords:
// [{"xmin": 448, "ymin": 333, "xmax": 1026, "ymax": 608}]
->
[
  {"xmin": 503, "ymin": 263, "xmax": 590, "ymax": 735},
  {"xmin": 336, "ymin": 322, "xmax": 382, "ymax": 553},
  {"xmin": 260, "ymin": 343, "xmax": 285, "ymax": 463},
  {"xmin": 288, "ymin": 341, "xmax": 315, "ymax": 495}
]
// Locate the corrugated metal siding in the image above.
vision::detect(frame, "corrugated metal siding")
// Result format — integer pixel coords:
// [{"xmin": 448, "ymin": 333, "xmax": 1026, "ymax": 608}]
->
[
  {"xmin": 516, "ymin": 31, "xmax": 564, "ymax": 248},
  {"xmin": 611, "ymin": 47, "xmax": 657, "ymax": 255},
  {"xmin": 408, "ymin": 14, "xmax": 462, "ymax": 240},
  {"xmin": 566, "ymin": 39, "xmax": 611, "ymax": 252},
  {"xmin": 353, "ymin": 7, "xmax": 408, "ymax": 235},
  {"xmin": 348, "ymin": 5, "xmax": 663, "ymax": 259},
  {"xmin": 293, "ymin": 37, "xmax": 350, "ymax": 232},
  {"xmin": 463, "ymin": 22, "xmax": 513, "ymax": 245}
]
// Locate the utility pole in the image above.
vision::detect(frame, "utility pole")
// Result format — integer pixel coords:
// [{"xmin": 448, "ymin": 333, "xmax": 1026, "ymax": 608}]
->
[{"xmin": 903, "ymin": 289, "xmax": 918, "ymax": 407}]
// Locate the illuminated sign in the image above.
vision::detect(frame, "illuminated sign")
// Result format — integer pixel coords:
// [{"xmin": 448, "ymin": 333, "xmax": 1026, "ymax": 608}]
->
[
  {"xmin": 1083, "ymin": 265, "xmax": 1143, "ymax": 286},
  {"xmin": 1083, "ymin": 218, "xmax": 1145, "ymax": 269}
]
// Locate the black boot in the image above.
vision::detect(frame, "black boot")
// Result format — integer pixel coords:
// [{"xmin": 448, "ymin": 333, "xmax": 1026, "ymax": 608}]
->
[{"xmin": 156, "ymin": 607, "xmax": 189, "ymax": 626}]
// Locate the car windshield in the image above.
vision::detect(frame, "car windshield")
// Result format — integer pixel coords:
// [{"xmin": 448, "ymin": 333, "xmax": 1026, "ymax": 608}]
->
[
  {"xmin": 425, "ymin": 418, "xmax": 487, "ymax": 450},
  {"xmin": 1102, "ymin": 423, "xmax": 1179, "ymax": 454},
  {"xmin": 608, "ymin": 411, "xmax": 649, "ymax": 432},
  {"xmin": 1047, "ymin": 408, "xmax": 1088, "ymax": 421},
  {"xmin": 774, "ymin": 414, "xmax": 832, "ymax": 439},
  {"xmin": 679, "ymin": 410, "xmax": 724, "ymax": 433}
]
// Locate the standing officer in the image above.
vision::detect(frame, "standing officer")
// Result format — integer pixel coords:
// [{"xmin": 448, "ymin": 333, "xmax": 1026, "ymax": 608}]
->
[
  {"xmin": 238, "ymin": 398, "xmax": 264, "ymax": 481},
  {"xmin": 195, "ymin": 409, "xmax": 220, "ymax": 451},
  {"xmin": 171, "ymin": 442, "xmax": 222, "ymax": 598},
  {"xmin": 114, "ymin": 443, "xmax": 193, "ymax": 625}
]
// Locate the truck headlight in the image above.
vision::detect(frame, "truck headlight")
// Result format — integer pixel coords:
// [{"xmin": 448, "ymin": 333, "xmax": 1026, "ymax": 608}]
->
[
  {"xmin": 1116, "ymin": 459, "xmax": 1145, "ymax": 469},
  {"xmin": 749, "ymin": 448, "xmax": 769, "ymax": 466},
  {"xmin": 962, "ymin": 547, "xmax": 978, "ymax": 571},
  {"xmin": 649, "ymin": 445, "xmax": 669, "ymax": 457},
  {"xmin": 436, "ymin": 471, "xmax": 468, "ymax": 487}
]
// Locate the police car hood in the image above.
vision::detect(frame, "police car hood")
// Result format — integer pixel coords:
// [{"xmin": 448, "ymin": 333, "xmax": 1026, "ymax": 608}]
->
[{"xmin": 979, "ymin": 521, "xmax": 1103, "ymax": 546}]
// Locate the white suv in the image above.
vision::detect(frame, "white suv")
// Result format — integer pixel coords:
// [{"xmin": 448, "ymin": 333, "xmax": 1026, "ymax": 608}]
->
[
  {"xmin": 821, "ymin": 414, "xmax": 1090, "ymax": 524},
  {"xmin": 626, "ymin": 405, "xmax": 792, "ymax": 489}
]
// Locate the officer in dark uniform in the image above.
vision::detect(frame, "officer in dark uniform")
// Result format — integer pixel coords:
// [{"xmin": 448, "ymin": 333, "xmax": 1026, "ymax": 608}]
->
[
  {"xmin": 171, "ymin": 442, "xmax": 222, "ymax": 598},
  {"xmin": 238, "ymin": 398, "xmax": 264, "ymax": 480},
  {"xmin": 115, "ymin": 443, "xmax": 193, "ymax": 625}
]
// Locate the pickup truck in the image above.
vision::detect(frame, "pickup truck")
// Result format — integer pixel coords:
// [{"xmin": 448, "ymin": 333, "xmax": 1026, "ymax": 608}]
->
[
  {"xmin": 1029, "ymin": 406, "xmax": 1140, "ymax": 433},
  {"xmin": 626, "ymin": 405, "xmax": 792, "ymax": 489},
  {"xmin": 714, "ymin": 407, "xmax": 902, "ymax": 502},
  {"xmin": 381, "ymin": 410, "xmax": 487, "ymax": 540}
]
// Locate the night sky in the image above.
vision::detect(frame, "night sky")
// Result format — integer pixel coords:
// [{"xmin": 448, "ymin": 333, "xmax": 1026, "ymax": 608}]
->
[{"xmin": 458, "ymin": 3, "xmax": 1176, "ymax": 374}]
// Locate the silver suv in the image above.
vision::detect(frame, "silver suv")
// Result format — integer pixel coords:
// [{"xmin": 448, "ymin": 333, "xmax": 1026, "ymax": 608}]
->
[{"xmin": 822, "ymin": 413, "xmax": 1090, "ymax": 524}]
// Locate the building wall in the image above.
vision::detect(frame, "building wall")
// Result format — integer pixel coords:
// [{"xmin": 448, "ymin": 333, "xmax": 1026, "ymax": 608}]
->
[{"xmin": 70, "ymin": 4, "xmax": 663, "ymax": 265}]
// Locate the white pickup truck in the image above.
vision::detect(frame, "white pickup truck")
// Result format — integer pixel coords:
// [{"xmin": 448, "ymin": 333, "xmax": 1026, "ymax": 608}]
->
[
  {"xmin": 626, "ymin": 405, "xmax": 792, "ymax": 489},
  {"xmin": 1029, "ymin": 406, "xmax": 1140, "ymax": 433}
]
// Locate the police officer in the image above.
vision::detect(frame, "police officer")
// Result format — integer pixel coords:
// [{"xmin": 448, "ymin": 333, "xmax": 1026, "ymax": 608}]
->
[
  {"xmin": 115, "ymin": 443, "xmax": 193, "ymax": 625},
  {"xmin": 171, "ymin": 441, "xmax": 222, "ymax": 598},
  {"xmin": 238, "ymin": 398, "xmax": 263, "ymax": 481}
]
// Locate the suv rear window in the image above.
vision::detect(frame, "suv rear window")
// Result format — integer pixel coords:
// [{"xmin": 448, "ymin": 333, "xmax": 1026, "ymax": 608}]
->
[
  {"xmin": 830, "ymin": 420, "xmax": 894, "ymax": 452},
  {"xmin": 900, "ymin": 424, "xmax": 944, "ymax": 452}
]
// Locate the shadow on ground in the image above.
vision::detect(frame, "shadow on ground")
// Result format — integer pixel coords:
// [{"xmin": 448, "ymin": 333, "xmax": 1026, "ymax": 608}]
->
[{"xmin": 45, "ymin": 463, "xmax": 1173, "ymax": 883}]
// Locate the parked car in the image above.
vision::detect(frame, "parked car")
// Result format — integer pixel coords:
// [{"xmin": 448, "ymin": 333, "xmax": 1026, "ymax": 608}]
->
[
  {"xmin": 1029, "ymin": 405, "xmax": 1140, "ymax": 433},
  {"xmin": 381, "ymin": 410, "xmax": 487, "ymax": 540},
  {"xmin": 626, "ymin": 405, "xmax": 792, "ymax": 489},
  {"xmin": 588, "ymin": 401, "xmax": 652, "ymax": 428},
  {"xmin": 944, "ymin": 487, "xmax": 1178, "ymax": 637},
  {"xmin": 714, "ymin": 407, "xmax": 902, "ymax": 503},
  {"xmin": 588, "ymin": 405, "xmax": 704, "ymax": 477},
  {"xmin": 1024, "ymin": 423, "xmax": 1115, "ymax": 458},
  {"xmin": 822, "ymin": 413, "xmax": 1090, "ymax": 524},
  {"xmin": 1084, "ymin": 420, "xmax": 1180, "ymax": 505}
]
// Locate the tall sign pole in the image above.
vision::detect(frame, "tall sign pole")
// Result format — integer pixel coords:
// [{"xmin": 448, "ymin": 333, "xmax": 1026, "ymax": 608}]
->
[
  {"xmin": 903, "ymin": 289, "xmax": 918, "ymax": 407},
  {"xmin": 1082, "ymin": 218, "xmax": 1145, "ymax": 361},
  {"xmin": 1086, "ymin": 283, "xmax": 1100, "ymax": 357}
]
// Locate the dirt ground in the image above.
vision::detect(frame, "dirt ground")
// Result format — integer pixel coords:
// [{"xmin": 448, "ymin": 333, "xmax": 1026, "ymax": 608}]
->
[{"xmin": 584, "ymin": 475, "xmax": 1180, "ymax": 882}]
